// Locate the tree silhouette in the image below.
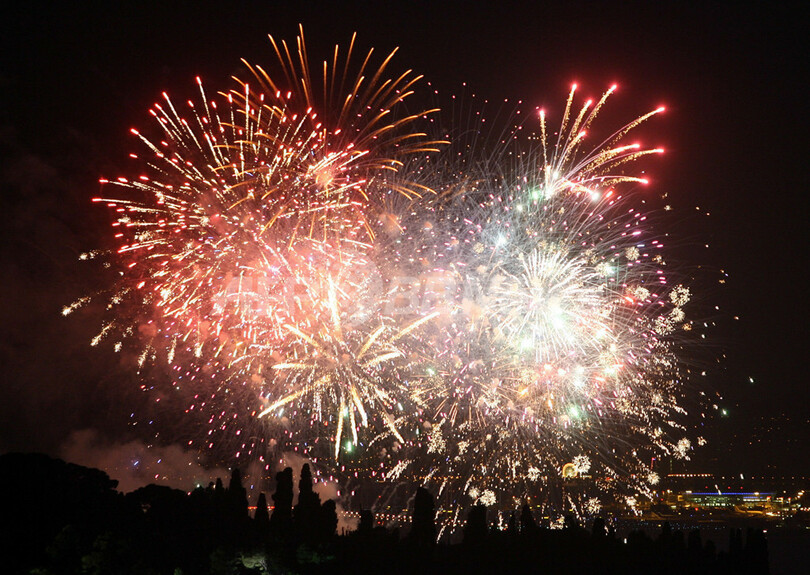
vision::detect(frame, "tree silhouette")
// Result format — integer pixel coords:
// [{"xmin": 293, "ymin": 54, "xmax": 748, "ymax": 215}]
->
[
  {"xmin": 294, "ymin": 463, "xmax": 322, "ymax": 541},
  {"xmin": 254, "ymin": 492, "xmax": 270, "ymax": 534},
  {"xmin": 357, "ymin": 509, "xmax": 375, "ymax": 535},
  {"xmin": 319, "ymin": 499, "xmax": 338, "ymax": 541},
  {"xmin": 0, "ymin": 453, "xmax": 125, "ymax": 574},
  {"xmin": 269, "ymin": 467, "xmax": 293, "ymax": 539},
  {"xmin": 563, "ymin": 513, "xmax": 579, "ymax": 530},
  {"xmin": 0, "ymin": 454, "xmax": 775, "ymax": 575},
  {"xmin": 743, "ymin": 527, "xmax": 769, "ymax": 575},
  {"xmin": 519, "ymin": 503, "xmax": 537, "ymax": 536},
  {"xmin": 463, "ymin": 503, "xmax": 488, "ymax": 545},
  {"xmin": 409, "ymin": 487, "xmax": 437, "ymax": 548},
  {"xmin": 591, "ymin": 516, "xmax": 607, "ymax": 538},
  {"xmin": 506, "ymin": 510, "xmax": 517, "ymax": 535},
  {"xmin": 227, "ymin": 468, "xmax": 249, "ymax": 520}
]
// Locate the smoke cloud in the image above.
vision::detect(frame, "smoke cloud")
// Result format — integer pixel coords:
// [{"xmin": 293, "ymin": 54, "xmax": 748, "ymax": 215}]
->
[{"xmin": 59, "ymin": 429, "xmax": 228, "ymax": 493}]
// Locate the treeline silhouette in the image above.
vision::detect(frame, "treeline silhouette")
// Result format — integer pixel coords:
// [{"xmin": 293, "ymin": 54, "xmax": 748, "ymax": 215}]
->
[{"xmin": 1, "ymin": 453, "xmax": 769, "ymax": 574}]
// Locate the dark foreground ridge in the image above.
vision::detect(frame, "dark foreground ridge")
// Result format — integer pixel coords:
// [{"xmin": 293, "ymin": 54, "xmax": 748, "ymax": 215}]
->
[{"xmin": 1, "ymin": 453, "xmax": 769, "ymax": 574}]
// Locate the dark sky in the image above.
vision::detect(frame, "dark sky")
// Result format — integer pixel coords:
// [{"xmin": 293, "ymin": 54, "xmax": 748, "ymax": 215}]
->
[{"xmin": 1, "ymin": 1, "xmax": 808, "ymax": 477}]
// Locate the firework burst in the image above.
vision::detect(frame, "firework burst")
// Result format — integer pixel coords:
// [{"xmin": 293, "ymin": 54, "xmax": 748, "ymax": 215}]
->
[
  {"xmin": 81, "ymin": 28, "xmax": 440, "ymax": 362},
  {"xmin": 382, "ymin": 85, "xmax": 698, "ymax": 521},
  {"xmin": 75, "ymin": 28, "xmax": 706, "ymax": 522},
  {"xmin": 71, "ymin": 31, "xmax": 447, "ymax": 463}
]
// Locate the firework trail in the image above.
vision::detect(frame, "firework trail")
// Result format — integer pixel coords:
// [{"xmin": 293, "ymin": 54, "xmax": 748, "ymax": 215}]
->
[
  {"xmin": 73, "ymin": 28, "xmax": 704, "ymax": 521},
  {"xmin": 379, "ymin": 85, "xmax": 699, "ymax": 521},
  {"xmin": 72, "ymin": 30, "xmax": 443, "ymax": 461}
]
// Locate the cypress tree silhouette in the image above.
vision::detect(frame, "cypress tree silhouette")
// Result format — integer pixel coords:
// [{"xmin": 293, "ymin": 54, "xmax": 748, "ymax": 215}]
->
[
  {"xmin": 269, "ymin": 467, "xmax": 293, "ymax": 539},
  {"xmin": 210, "ymin": 476, "xmax": 232, "ymax": 543},
  {"xmin": 591, "ymin": 516, "xmax": 607, "ymax": 538},
  {"xmin": 743, "ymin": 527, "xmax": 769, "ymax": 575},
  {"xmin": 226, "ymin": 468, "xmax": 249, "ymax": 545},
  {"xmin": 319, "ymin": 499, "xmax": 338, "ymax": 541},
  {"xmin": 463, "ymin": 503, "xmax": 488, "ymax": 546},
  {"xmin": 660, "ymin": 520, "xmax": 673, "ymax": 546},
  {"xmin": 519, "ymin": 503, "xmax": 537, "ymax": 535},
  {"xmin": 357, "ymin": 510, "xmax": 375, "ymax": 535},
  {"xmin": 688, "ymin": 528, "xmax": 702, "ymax": 552},
  {"xmin": 294, "ymin": 463, "xmax": 322, "ymax": 541},
  {"xmin": 409, "ymin": 487, "xmax": 437, "ymax": 548},
  {"xmin": 563, "ymin": 514, "xmax": 580, "ymax": 530},
  {"xmin": 254, "ymin": 492, "xmax": 270, "ymax": 532},
  {"xmin": 227, "ymin": 468, "xmax": 248, "ymax": 520},
  {"xmin": 506, "ymin": 510, "xmax": 517, "ymax": 535}
]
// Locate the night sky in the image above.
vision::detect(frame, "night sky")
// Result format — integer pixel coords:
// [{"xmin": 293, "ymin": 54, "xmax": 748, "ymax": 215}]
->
[{"xmin": 1, "ymin": 1, "xmax": 808, "ymax": 481}]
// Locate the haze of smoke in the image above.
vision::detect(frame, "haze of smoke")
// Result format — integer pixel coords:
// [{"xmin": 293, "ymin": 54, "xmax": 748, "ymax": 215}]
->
[{"xmin": 59, "ymin": 429, "xmax": 227, "ymax": 493}]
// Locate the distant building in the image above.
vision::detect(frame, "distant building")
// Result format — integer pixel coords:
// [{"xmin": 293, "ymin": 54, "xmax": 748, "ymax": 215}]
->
[{"xmin": 667, "ymin": 491, "xmax": 775, "ymax": 513}]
